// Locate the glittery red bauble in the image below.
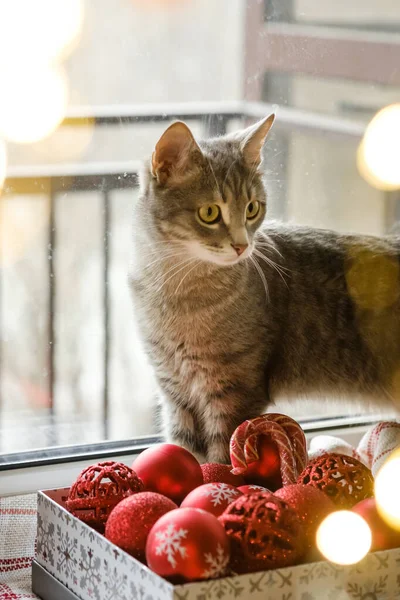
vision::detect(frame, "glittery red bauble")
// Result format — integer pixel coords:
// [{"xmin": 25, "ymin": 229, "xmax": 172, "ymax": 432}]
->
[
  {"xmin": 219, "ymin": 492, "xmax": 306, "ymax": 574},
  {"xmin": 238, "ymin": 484, "xmax": 271, "ymax": 494},
  {"xmin": 242, "ymin": 436, "xmax": 282, "ymax": 490},
  {"xmin": 353, "ymin": 498, "xmax": 400, "ymax": 551},
  {"xmin": 133, "ymin": 444, "xmax": 203, "ymax": 504},
  {"xmin": 181, "ymin": 483, "xmax": 243, "ymax": 517},
  {"xmin": 66, "ymin": 461, "xmax": 144, "ymax": 531},
  {"xmin": 201, "ymin": 463, "xmax": 245, "ymax": 487},
  {"xmin": 105, "ymin": 492, "xmax": 177, "ymax": 561},
  {"xmin": 146, "ymin": 507, "xmax": 230, "ymax": 583},
  {"xmin": 275, "ymin": 484, "xmax": 335, "ymax": 548},
  {"xmin": 297, "ymin": 453, "xmax": 374, "ymax": 509}
]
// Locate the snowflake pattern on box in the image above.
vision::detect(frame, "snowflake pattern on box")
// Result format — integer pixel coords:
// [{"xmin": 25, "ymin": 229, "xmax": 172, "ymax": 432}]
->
[
  {"xmin": 79, "ymin": 545, "xmax": 101, "ymax": 600},
  {"xmin": 155, "ymin": 523, "xmax": 188, "ymax": 567},
  {"xmin": 36, "ymin": 514, "xmax": 55, "ymax": 567},
  {"xmin": 56, "ymin": 525, "xmax": 78, "ymax": 580},
  {"xmin": 103, "ymin": 560, "xmax": 128, "ymax": 600},
  {"xmin": 36, "ymin": 490, "xmax": 400, "ymax": 600},
  {"xmin": 202, "ymin": 483, "xmax": 241, "ymax": 506}
]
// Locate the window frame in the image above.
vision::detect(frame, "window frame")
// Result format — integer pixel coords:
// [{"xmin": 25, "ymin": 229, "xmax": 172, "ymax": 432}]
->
[{"xmin": 1, "ymin": 102, "xmax": 399, "ymax": 495}]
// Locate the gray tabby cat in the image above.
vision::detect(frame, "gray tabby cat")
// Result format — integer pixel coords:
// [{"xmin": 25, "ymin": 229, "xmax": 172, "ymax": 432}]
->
[{"xmin": 129, "ymin": 115, "xmax": 400, "ymax": 463}]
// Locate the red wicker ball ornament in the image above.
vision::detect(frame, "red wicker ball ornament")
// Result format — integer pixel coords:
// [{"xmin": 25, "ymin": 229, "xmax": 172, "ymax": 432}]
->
[
  {"xmin": 219, "ymin": 492, "xmax": 306, "ymax": 574},
  {"xmin": 297, "ymin": 453, "xmax": 374, "ymax": 509},
  {"xmin": 105, "ymin": 492, "xmax": 177, "ymax": 561},
  {"xmin": 275, "ymin": 484, "xmax": 335, "ymax": 548},
  {"xmin": 66, "ymin": 461, "xmax": 144, "ymax": 531},
  {"xmin": 146, "ymin": 507, "xmax": 230, "ymax": 583},
  {"xmin": 133, "ymin": 444, "xmax": 203, "ymax": 504},
  {"xmin": 352, "ymin": 498, "xmax": 400, "ymax": 551},
  {"xmin": 201, "ymin": 463, "xmax": 245, "ymax": 487},
  {"xmin": 181, "ymin": 483, "xmax": 243, "ymax": 517}
]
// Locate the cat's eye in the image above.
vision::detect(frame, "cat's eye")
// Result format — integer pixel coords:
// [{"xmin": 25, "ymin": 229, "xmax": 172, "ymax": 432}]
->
[
  {"xmin": 246, "ymin": 200, "xmax": 260, "ymax": 220},
  {"xmin": 198, "ymin": 204, "xmax": 221, "ymax": 224}
]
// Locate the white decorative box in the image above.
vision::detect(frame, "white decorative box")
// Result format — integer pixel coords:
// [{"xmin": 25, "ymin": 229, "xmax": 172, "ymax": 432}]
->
[{"xmin": 33, "ymin": 488, "xmax": 400, "ymax": 600}]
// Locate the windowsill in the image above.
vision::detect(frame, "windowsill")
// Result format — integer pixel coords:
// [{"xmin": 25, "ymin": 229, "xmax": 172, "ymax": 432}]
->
[{"xmin": 0, "ymin": 414, "xmax": 391, "ymax": 497}]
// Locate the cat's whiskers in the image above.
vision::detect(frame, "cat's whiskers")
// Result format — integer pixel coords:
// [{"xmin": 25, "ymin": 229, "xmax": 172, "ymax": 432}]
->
[
  {"xmin": 249, "ymin": 255, "xmax": 270, "ymax": 301},
  {"xmin": 143, "ymin": 250, "xmax": 188, "ymax": 271},
  {"xmin": 256, "ymin": 237, "xmax": 286, "ymax": 261},
  {"xmin": 255, "ymin": 244, "xmax": 291, "ymax": 273},
  {"xmin": 150, "ymin": 256, "xmax": 194, "ymax": 290},
  {"xmin": 174, "ymin": 259, "xmax": 201, "ymax": 295},
  {"xmin": 253, "ymin": 249, "xmax": 290, "ymax": 289},
  {"xmin": 154, "ymin": 257, "xmax": 198, "ymax": 294}
]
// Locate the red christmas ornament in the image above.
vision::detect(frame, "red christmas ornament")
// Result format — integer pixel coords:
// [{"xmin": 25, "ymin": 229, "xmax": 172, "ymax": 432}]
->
[
  {"xmin": 181, "ymin": 483, "xmax": 243, "ymax": 517},
  {"xmin": 219, "ymin": 491, "xmax": 306, "ymax": 574},
  {"xmin": 201, "ymin": 463, "xmax": 245, "ymax": 487},
  {"xmin": 298, "ymin": 453, "xmax": 374, "ymax": 509},
  {"xmin": 238, "ymin": 484, "xmax": 271, "ymax": 494},
  {"xmin": 275, "ymin": 484, "xmax": 335, "ymax": 548},
  {"xmin": 133, "ymin": 444, "xmax": 203, "ymax": 504},
  {"xmin": 146, "ymin": 507, "xmax": 230, "ymax": 583},
  {"xmin": 105, "ymin": 492, "xmax": 177, "ymax": 561},
  {"xmin": 352, "ymin": 498, "xmax": 400, "ymax": 551},
  {"xmin": 230, "ymin": 413, "xmax": 307, "ymax": 490},
  {"xmin": 66, "ymin": 461, "xmax": 143, "ymax": 531}
]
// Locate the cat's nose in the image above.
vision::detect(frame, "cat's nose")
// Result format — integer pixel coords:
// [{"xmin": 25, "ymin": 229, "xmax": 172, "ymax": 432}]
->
[{"xmin": 231, "ymin": 243, "xmax": 248, "ymax": 256}]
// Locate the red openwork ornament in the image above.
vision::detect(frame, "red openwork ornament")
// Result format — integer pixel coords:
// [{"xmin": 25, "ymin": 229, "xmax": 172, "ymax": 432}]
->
[
  {"xmin": 297, "ymin": 453, "xmax": 374, "ymax": 509},
  {"xmin": 218, "ymin": 492, "xmax": 306, "ymax": 574},
  {"xmin": 66, "ymin": 461, "xmax": 144, "ymax": 531}
]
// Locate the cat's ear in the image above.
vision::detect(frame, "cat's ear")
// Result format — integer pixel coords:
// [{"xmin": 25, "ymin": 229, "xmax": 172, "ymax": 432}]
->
[
  {"xmin": 151, "ymin": 121, "xmax": 202, "ymax": 185},
  {"xmin": 240, "ymin": 114, "xmax": 275, "ymax": 168}
]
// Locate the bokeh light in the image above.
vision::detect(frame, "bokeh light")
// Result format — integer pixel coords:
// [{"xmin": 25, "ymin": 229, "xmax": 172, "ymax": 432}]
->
[
  {"xmin": 316, "ymin": 511, "xmax": 372, "ymax": 565},
  {"xmin": 0, "ymin": 0, "xmax": 84, "ymax": 68},
  {"xmin": 0, "ymin": 140, "xmax": 6, "ymax": 192},
  {"xmin": 357, "ymin": 104, "xmax": 400, "ymax": 191},
  {"xmin": 0, "ymin": 66, "xmax": 68, "ymax": 144},
  {"xmin": 375, "ymin": 449, "xmax": 400, "ymax": 531}
]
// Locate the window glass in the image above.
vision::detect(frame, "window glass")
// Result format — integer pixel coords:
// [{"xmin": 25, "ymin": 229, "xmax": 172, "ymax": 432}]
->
[{"xmin": 0, "ymin": 0, "xmax": 399, "ymax": 460}]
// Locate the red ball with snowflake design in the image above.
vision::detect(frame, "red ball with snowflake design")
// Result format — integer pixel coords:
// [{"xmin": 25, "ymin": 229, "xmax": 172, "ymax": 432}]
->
[
  {"xmin": 181, "ymin": 483, "xmax": 243, "ymax": 517},
  {"xmin": 146, "ymin": 507, "xmax": 230, "ymax": 583},
  {"xmin": 238, "ymin": 484, "xmax": 271, "ymax": 495}
]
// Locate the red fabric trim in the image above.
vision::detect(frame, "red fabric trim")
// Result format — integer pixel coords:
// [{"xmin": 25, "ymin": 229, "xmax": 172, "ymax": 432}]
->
[
  {"xmin": 0, "ymin": 583, "xmax": 37, "ymax": 599},
  {"xmin": 0, "ymin": 557, "xmax": 32, "ymax": 573}
]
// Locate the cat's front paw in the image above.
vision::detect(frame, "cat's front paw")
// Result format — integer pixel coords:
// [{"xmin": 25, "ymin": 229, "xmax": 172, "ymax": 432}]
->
[{"xmin": 206, "ymin": 445, "xmax": 230, "ymax": 465}]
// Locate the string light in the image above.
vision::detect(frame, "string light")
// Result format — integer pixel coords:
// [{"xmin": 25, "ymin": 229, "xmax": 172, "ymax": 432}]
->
[
  {"xmin": 316, "ymin": 511, "xmax": 372, "ymax": 565},
  {"xmin": 375, "ymin": 449, "xmax": 400, "ymax": 531},
  {"xmin": 357, "ymin": 104, "xmax": 400, "ymax": 191},
  {"xmin": 0, "ymin": 66, "xmax": 68, "ymax": 144}
]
